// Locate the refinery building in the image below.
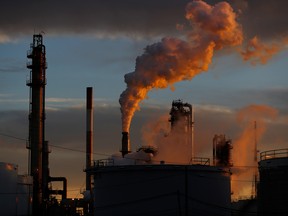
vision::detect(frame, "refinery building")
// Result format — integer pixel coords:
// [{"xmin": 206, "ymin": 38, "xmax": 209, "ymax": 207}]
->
[{"xmin": 0, "ymin": 34, "xmax": 287, "ymax": 216}]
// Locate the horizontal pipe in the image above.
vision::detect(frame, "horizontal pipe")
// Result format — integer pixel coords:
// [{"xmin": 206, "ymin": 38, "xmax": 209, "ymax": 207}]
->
[{"xmin": 49, "ymin": 176, "xmax": 67, "ymax": 200}]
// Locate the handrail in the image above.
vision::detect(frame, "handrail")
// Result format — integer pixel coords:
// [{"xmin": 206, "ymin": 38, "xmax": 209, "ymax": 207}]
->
[
  {"xmin": 260, "ymin": 148, "xmax": 288, "ymax": 161},
  {"xmin": 191, "ymin": 157, "xmax": 210, "ymax": 165},
  {"xmin": 91, "ymin": 157, "xmax": 211, "ymax": 168},
  {"xmin": 92, "ymin": 159, "xmax": 114, "ymax": 167}
]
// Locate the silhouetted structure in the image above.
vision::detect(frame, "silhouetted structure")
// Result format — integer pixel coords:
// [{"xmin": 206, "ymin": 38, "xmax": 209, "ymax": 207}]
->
[
  {"xmin": 258, "ymin": 149, "xmax": 288, "ymax": 216},
  {"xmin": 27, "ymin": 34, "xmax": 47, "ymax": 214},
  {"xmin": 27, "ymin": 34, "xmax": 67, "ymax": 215},
  {"xmin": 213, "ymin": 134, "xmax": 233, "ymax": 167},
  {"xmin": 169, "ymin": 99, "xmax": 194, "ymax": 161}
]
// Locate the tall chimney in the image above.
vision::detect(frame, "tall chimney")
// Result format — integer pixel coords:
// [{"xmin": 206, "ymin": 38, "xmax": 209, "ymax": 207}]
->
[
  {"xmin": 121, "ymin": 132, "xmax": 131, "ymax": 157},
  {"xmin": 26, "ymin": 34, "xmax": 47, "ymax": 214},
  {"xmin": 86, "ymin": 87, "xmax": 93, "ymax": 191}
]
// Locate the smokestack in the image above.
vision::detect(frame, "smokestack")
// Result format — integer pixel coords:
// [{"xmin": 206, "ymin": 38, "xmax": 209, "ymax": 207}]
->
[
  {"xmin": 121, "ymin": 131, "xmax": 131, "ymax": 157},
  {"xmin": 86, "ymin": 87, "xmax": 93, "ymax": 191},
  {"xmin": 26, "ymin": 34, "xmax": 47, "ymax": 214}
]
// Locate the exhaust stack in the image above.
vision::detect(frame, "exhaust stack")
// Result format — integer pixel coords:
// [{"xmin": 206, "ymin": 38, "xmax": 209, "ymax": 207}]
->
[
  {"xmin": 85, "ymin": 87, "xmax": 94, "ymax": 214},
  {"xmin": 86, "ymin": 87, "xmax": 93, "ymax": 191},
  {"xmin": 121, "ymin": 132, "xmax": 131, "ymax": 157}
]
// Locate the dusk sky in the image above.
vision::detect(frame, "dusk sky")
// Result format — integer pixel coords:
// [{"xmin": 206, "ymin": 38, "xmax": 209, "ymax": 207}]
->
[{"xmin": 0, "ymin": 0, "xmax": 287, "ymax": 198}]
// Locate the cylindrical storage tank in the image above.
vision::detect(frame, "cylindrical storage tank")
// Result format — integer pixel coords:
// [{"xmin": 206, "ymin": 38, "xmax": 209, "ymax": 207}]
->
[
  {"xmin": 258, "ymin": 149, "xmax": 288, "ymax": 216},
  {"xmin": 0, "ymin": 162, "xmax": 18, "ymax": 216},
  {"xmin": 16, "ymin": 175, "xmax": 33, "ymax": 216},
  {"xmin": 91, "ymin": 164, "xmax": 231, "ymax": 216}
]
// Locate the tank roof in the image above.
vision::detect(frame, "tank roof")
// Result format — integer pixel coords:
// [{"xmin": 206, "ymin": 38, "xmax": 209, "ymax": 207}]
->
[{"xmin": 259, "ymin": 148, "xmax": 288, "ymax": 168}]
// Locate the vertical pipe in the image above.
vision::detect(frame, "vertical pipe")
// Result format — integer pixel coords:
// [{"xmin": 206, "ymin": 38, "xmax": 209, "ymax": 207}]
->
[
  {"xmin": 184, "ymin": 103, "xmax": 193, "ymax": 164},
  {"xmin": 213, "ymin": 135, "xmax": 216, "ymax": 166},
  {"xmin": 86, "ymin": 87, "xmax": 93, "ymax": 191},
  {"xmin": 254, "ymin": 121, "xmax": 257, "ymax": 163},
  {"xmin": 42, "ymin": 141, "xmax": 49, "ymax": 202},
  {"xmin": 191, "ymin": 105, "xmax": 194, "ymax": 163},
  {"xmin": 252, "ymin": 121, "xmax": 258, "ymax": 198}
]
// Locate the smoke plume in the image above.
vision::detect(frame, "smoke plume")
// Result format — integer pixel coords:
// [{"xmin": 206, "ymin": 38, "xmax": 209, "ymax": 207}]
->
[
  {"xmin": 141, "ymin": 115, "xmax": 191, "ymax": 164},
  {"xmin": 241, "ymin": 36, "xmax": 284, "ymax": 64},
  {"xmin": 231, "ymin": 104, "xmax": 278, "ymax": 199},
  {"xmin": 119, "ymin": 0, "xmax": 243, "ymax": 132}
]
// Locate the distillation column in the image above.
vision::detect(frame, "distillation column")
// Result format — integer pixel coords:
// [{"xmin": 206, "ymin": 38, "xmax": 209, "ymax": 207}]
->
[
  {"xmin": 26, "ymin": 34, "xmax": 47, "ymax": 215},
  {"xmin": 169, "ymin": 100, "xmax": 194, "ymax": 162}
]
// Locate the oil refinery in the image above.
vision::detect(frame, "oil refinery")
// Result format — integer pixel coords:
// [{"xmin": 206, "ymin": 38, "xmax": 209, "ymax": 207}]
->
[{"xmin": 0, "ymin": 34, "xmax": 287, "ymax": 216}]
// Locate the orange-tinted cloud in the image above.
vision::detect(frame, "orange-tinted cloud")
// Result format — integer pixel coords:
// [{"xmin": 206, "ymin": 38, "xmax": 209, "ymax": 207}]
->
[
  {"xmin": 241, "ymin": 36, "xmax": 284, "ymax": 64},
  {"xmin": 119, "ymin": 0, "xmax": 243, "ymax": 132}
]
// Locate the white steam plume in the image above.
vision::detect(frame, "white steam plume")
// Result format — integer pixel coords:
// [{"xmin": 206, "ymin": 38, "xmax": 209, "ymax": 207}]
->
[{"xmin": 119, "ymin": 0, "xmax": 243, "ymax": 132}]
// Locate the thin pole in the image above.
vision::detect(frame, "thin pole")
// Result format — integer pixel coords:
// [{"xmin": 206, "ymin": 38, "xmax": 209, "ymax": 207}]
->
[
  {"xmin": 253, "ymin": 121, "xmax": 258, "ymax": 198},
  {"xmin": 191, "ymin": 106, "xmax": 194, "ymax": 163}
]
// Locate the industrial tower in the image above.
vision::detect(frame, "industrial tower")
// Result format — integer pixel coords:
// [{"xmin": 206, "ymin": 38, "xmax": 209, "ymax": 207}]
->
[
  {"xmin": 26, "ymin": 34, "xmax": 47, "ymax": 214},
  {"xmin": 169, "ymin": 100, "xmax": 194, "ymax": 162}
]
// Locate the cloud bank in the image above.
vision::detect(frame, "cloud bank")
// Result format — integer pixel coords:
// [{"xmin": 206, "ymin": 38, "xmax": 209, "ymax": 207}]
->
[{"xmin": 0, "ymin": 0, "xmax": 287, "ymax": 41}]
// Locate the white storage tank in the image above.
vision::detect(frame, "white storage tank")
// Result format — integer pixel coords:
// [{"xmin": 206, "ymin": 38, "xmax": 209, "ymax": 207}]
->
[
  {"xmin": 0, "ymin": 162, "xmax": 33, "ymax": 216},
  {"xmin": 0, "ymin": 162, "xmax": 18, "ymax": 215},
  {"xmin": 258, "ymin": 149, "xmax": 288, "ymax": 216},
  {"xmin": 89, "ymin": 163, "xmax": 231, "ymax": 216},
  {"xmin": 16, "ymin": 175, "xmax": 33, "ymax": 215}
]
